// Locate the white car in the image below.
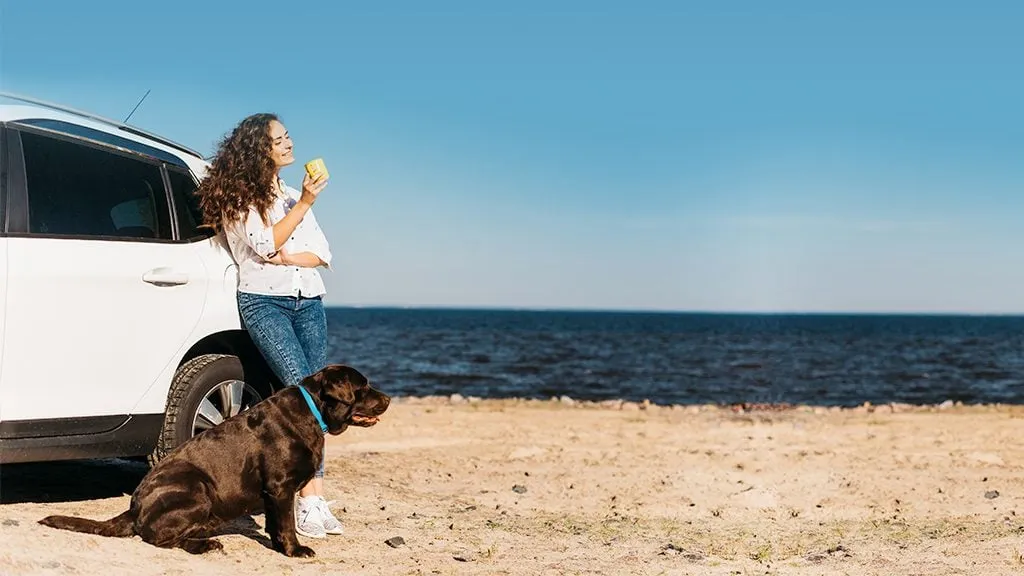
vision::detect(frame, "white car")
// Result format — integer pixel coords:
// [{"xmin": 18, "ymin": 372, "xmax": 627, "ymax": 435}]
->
[{"xmin": 0, "ymin": 92, "xmax": 282, "ymax": 465}]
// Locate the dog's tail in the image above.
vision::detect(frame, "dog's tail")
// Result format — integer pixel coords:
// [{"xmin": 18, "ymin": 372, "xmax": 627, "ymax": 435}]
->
[{"xmin": 38, "ymin": 510, "xmax": 136, "ymax": 538}]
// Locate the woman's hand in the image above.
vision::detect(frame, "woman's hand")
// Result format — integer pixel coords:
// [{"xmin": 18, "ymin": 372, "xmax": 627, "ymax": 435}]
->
[
  {"xmin": 300, "ymin": 171, "xmax": 329, "ymax": 206},
  {"xmin": 266, "ymin": 249, "xmax": 324, "ymax": 268},
  {"xmin": 267, "ymin": 249, "xmax": 291, "ymax": 266}
]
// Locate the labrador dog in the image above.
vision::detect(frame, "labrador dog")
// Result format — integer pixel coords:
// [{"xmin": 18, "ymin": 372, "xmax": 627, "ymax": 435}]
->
[{"xmin": 39, "ymin": 364, "xmax": 390, "ymax": 558}]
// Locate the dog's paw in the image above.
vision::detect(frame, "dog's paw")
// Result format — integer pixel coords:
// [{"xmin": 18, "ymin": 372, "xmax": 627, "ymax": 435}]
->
[
  {"xmin": 181, "ymin": 538, "xmax": 224, "ymax": 555},
  {"xmin": 207, "ymin": 539, "xmax": 225, "ymax": 553},
  {"xmin": 285, "ymin": 544, "xmax": 316, "ymax": 558}
]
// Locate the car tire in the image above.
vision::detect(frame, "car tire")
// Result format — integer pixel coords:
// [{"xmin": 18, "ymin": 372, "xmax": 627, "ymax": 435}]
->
[{"xmin": 148, "ymin": 353, "xmax": 264, "ymax": 466}]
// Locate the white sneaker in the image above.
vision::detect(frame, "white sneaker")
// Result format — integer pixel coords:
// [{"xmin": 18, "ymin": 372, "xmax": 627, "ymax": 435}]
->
[
  {"xmin": 318, "ymin": 498, "xmax": 344, "ymax": 535},
  {"xmin": 295, "ymin": 496, "xmax": 327, "ymax": 539}
]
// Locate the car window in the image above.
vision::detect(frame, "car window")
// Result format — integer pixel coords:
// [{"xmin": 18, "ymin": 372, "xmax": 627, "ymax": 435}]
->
[
  {"xmin": 20, "ymin": 130, "xmax": 172, "ymax": 240},
  {"xmin": 166, "ymin": 167, "xmax": 213, "ymax": 241},
  {"xmin": 13, "ymin": 118, "xmax": 189, "ymax": 168}
]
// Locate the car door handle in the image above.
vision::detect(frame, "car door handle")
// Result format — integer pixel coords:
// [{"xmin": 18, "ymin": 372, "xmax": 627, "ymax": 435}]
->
[{"xmin": 143, "ymin": 267, "xmax": 189, "ymax": 286}]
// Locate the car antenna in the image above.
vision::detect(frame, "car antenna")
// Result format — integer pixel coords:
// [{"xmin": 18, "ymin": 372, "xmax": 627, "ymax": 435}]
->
[{"xmin": 123, "ymin": 89, "xmax": 151, "ymax": 123}]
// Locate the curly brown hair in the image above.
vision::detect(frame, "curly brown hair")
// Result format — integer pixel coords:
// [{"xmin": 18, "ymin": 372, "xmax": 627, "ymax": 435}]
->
[{"xmin": 195, "ymin": 113, "xmax": 280, "ymax": 233}]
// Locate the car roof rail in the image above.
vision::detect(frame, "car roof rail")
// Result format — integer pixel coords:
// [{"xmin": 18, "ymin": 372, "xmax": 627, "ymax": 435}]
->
[{"xmin": 0, "ymin": 90, "xmax": 205, "ymax": 160}]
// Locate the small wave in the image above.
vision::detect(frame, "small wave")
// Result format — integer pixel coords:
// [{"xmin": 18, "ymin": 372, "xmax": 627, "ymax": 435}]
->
[
  {"xmin": 970, "ymin": 369, "xmax": 1014, "ymax": 381},
  {"xmin": 415, "ymin": 372, "xmax": 502, "ymax": 384}
]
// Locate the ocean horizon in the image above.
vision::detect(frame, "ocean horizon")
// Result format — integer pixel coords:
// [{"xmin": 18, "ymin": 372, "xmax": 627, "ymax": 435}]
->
[{"xmin": 327, "ymin": 305, "xmax": 1024, "ymax": 317}]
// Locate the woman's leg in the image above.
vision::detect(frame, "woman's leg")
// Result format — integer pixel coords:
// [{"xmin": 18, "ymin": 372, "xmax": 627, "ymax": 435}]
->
[
  {"xmin": 237, "ymin": 293, "xmax": 317, "ymax": 500},
  {"xmin": 237, "ymin": 292, "xmax": 328, "ymax": 539},
  {"xmin": 292, "ymin": 296, "xmax": 329, "ymax": 486},
  {"xmin": 237, "ymin": 293, "xmax": 312, "ymax": 388},
  {"xmin": 292, "ymin": 296, "xmax": 343, "ymax": 534},
  {"xmin": 294, "ymin": 296, "xmax": 329, "ymax": 373}
]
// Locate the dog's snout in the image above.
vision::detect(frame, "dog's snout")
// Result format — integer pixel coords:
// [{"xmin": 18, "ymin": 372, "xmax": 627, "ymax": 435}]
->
[{"xmin": 370, "ymin": 388, "xmax": 391, "ymax": 414}]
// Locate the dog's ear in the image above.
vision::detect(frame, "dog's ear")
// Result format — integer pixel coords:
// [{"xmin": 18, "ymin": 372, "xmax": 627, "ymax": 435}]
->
[{"xmin": 315, "ymin": 366, "xmax": 357, "ymax": 407}]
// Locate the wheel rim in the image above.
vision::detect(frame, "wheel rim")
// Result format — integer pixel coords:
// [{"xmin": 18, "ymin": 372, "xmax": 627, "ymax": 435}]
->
[{"xmin": 190, "ymin": 379, "xmax": 262, "ymax": 436}]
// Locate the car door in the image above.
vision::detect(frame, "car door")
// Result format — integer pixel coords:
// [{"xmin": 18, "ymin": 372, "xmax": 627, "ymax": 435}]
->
[{"xmin": 0, "ymin": 124, "xmax": 208, "ymax": 436}]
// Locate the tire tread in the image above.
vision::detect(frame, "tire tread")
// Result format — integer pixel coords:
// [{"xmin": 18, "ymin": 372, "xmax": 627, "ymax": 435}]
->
[{"xmin": 148, "ymin": 353, "xmax": 234, "ymax": 467}]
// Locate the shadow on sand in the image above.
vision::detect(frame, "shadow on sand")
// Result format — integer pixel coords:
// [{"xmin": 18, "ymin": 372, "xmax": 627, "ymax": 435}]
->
[
  {"xmin": 0, "ymin": 458, "xmax": 148, "ymax": 505},
  {"xmin": 0, "ymin": 458, "xmax": 273, "ymax": 550}
]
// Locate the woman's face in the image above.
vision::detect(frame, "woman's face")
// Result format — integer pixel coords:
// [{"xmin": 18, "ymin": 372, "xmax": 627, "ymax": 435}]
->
[{"xmin": 268, "ymin": 120, "xmax": 295, "ymax": 168}]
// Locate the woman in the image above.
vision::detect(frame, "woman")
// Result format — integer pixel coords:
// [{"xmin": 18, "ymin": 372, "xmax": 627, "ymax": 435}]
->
[{"xmin": 195, "ymin": 112, "xmax": 340, "ymax": 539}]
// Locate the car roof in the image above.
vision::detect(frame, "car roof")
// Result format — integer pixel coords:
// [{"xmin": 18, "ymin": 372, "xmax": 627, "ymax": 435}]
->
[{"xmin": 0, "ymin": 92, "xmax": 209, "ymax": 174}]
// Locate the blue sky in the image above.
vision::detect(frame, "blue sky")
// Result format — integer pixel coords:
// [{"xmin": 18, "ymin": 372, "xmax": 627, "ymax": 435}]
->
[{"xmin": 2, "ymin": 1, "xmax": 1022, "ymax": 313}]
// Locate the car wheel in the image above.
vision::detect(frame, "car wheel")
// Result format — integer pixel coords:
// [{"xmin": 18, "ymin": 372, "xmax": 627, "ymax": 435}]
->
[{"xmin": 148, "ymin": 353, "xmax": 264, "ymax": 466}]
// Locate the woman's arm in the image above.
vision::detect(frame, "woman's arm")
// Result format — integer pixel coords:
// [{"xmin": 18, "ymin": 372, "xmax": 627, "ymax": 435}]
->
[
  {"xmin": 301, "ymin": 209, "xmax": 333, "ymax": 270},
  {"xmin": 250, "ymin": 172, "xmax": 330, "ymax": 252},
  {"xmin": 269, "ymin": 250, "xmax": 326, "ymax": 268},
  {"xmin": 239, "ymin": 206, "xmax": 304, "ymax": 258},
  {"xmin": 268, "ymin": 200, "xmax": 312, "ymax": 250}
]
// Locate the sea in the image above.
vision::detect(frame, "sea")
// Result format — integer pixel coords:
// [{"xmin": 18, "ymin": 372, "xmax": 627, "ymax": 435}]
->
[{"xmin": 324, "ymin": 308, "xmax": 1024, "ymax": 407}]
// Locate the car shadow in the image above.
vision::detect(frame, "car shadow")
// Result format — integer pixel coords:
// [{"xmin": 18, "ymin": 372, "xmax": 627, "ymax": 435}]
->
[
  {"xmin": 0, "ymin": 458, "xmax": 148, "ymax": 504},
  {"xmin": 1, "ymin": 458, "xmax": 274, "ymax": 550}
]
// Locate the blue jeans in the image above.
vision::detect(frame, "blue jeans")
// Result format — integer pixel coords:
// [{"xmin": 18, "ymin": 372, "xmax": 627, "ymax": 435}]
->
[{"xmin": 237, "ymin": 291, "xmax": 329, "ymax": 478}]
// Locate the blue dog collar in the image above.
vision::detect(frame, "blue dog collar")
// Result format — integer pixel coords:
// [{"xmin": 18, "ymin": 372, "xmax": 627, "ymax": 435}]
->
[{"xmin": 298, "ymin": 385, "xmax": 328, "ymax": 434}]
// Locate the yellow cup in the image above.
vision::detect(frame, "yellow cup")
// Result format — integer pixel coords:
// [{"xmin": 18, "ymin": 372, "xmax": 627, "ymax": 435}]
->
[{"xmin": 304, "ymin": 158, "xmax": 329, "ymax": 181}]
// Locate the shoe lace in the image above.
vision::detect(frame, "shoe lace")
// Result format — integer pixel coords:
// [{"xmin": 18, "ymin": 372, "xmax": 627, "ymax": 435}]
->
[
  {"xmin": 299, "ymin": 500, "xmax": 324, "ymax": 526},
  {"xmin": 318, "ymin": 499, "xmax": 341, "ymax": 522}
]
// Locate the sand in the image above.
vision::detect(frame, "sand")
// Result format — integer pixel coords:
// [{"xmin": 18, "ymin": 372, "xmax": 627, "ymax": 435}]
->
[{"xmin": 2, "ymin": 396, "xmax": 1023, "ymax": 575}]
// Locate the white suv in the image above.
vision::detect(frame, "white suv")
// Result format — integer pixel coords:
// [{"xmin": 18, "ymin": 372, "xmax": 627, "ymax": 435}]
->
[{"xmin": 0, "ymin": 93, "xmax": 283, "ymax": 465}]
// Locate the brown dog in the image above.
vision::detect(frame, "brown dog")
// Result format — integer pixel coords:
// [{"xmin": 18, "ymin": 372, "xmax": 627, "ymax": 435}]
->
[{"xmin": 38, "ymin": 364, "xmax": 390, "ymax": 558}]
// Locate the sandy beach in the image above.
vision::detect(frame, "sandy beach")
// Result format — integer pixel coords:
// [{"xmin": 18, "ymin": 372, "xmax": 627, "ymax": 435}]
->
[{"xmin": 2, "ymin": 396, "xmax": 1023, "ymax": 575}]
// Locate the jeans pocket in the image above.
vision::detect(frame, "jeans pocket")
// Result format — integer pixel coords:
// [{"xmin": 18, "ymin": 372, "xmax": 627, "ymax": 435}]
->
[
  {"xmin": 237, "ymin": 292, "xmax": 279, "ymax": 328},
  {"xmin": 236, "ymin": 292, "xmax": 256, "ymax": 318}
]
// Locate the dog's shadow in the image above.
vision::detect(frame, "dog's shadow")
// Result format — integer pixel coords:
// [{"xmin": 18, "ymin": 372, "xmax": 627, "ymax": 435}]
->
[{"xmin": 210, "ymin": 513, "xmax": 274, "ymax": 550}]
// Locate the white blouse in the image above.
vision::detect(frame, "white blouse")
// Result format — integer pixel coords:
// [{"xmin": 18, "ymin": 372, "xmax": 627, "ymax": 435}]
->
[{"xmin": 224, "ymin": 179, "xmax": 332, "ymax": 298}]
